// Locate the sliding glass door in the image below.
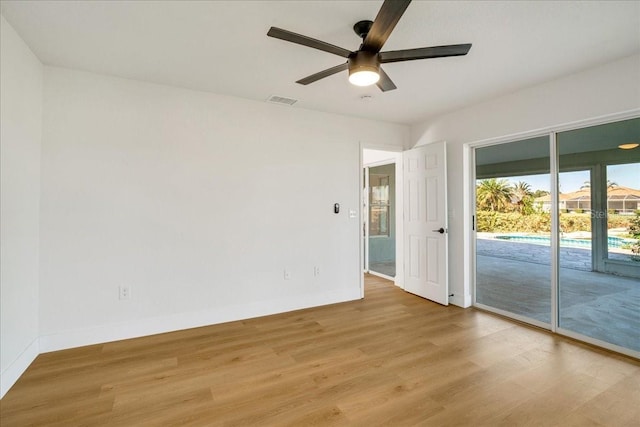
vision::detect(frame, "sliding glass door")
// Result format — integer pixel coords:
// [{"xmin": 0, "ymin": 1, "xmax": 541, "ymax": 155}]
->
[
  {"xmin": 557, "ymin": 119, "xmax": 640, "ymax": 352},
  {"xmin": 475, "ymin": 136, "xmax": 551, "ymax": 325},
  {"xmin": 474, "ymin": 117, "xmax": 640, "ymax": 357}
]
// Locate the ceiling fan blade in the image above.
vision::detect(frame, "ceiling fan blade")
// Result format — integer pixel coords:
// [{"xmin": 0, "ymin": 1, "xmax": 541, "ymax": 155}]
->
[
  {"xmin": 268, "ymin": 27, "xmax": 352, "ymax": 58},
  {"xmin": 380, "ymin": 44, "xmax": 472, "ymax": 63},
  {"xmin": 376, "ymin": 67, "xmax": 397, "ymax": 92},
  {"xmin": 296, "ymin": 62, "xmax": 349, "ymax": 85},
  {"xmin": 362, "ymin": 0, "xmax": 412, "ymax": 53}
]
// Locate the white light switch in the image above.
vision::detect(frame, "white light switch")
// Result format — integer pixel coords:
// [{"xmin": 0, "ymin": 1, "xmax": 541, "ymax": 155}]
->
[{"xmin": 349, "ymin": 209, "xmax": 357, "ymax": 218}]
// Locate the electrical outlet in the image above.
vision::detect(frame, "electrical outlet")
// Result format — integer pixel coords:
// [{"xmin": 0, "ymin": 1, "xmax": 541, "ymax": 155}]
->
[
  {"xmin": 119, "ymin": 285, "xmax": 131, "ymax": 300},
  {"xmin": 314, "ymin": 266, "xmax": 320, "ymax": 276},
  {"xmin": 284, "ymin": 270, "xmax": 291, "ymax": 280}
]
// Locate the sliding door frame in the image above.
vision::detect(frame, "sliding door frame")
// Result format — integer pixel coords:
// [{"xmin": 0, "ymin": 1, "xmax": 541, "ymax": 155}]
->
[
  {"xmin": 549, "ymin": 131, "xmax": 559, "ymax": 333},
  {"xmin": 470, "ymin": 131, "xmax": 553, "ymax": 330},
  {"xmin": 465, "ymin": 109, "xmax": 640, "ymax": 358}
]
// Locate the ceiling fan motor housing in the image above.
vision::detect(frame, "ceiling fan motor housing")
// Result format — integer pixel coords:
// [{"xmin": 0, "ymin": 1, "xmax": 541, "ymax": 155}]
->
[{"xmin": 348, "ymin": 51, "xmax": 380, "ymax": 77}]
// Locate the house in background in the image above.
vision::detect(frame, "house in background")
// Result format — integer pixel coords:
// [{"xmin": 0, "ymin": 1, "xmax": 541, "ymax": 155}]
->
[
  {"xmin": 2, "ymin": 1, "xmax": 639, "ymax": 399},
  {"xmin": 606, "ymin": 186, "xmax": 640, "ymax": 213},
  {"xmin": 536, "ymin": 185, "xmax": 640, "ymax": 213}
]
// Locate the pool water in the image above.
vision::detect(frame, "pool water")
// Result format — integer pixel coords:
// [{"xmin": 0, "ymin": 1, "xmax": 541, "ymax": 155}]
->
[{"xmin": 495, "ymin": 234, "xmax": 633, "ymax": 249}]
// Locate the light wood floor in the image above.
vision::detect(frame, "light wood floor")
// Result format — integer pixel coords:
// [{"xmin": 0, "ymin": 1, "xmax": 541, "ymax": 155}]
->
[{"xmin": 1, "ymin": 275, "xmax": 639, "ymax": 426}]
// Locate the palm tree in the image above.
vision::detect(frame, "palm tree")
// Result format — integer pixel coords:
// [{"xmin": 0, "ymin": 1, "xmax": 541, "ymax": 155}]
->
[
  {"xmin": 512, "ymin": 181, "xmax": 532, "ymax": 199},
  {"xmin": 512, "ymin": 181, "xmax": 533, "ymax": 214},
  {"xmin": 476, "ymin": 178, "xmax": 513, "ymax": 212}
]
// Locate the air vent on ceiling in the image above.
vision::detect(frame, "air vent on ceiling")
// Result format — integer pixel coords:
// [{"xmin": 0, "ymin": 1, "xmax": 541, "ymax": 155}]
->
[{"xmin": 267, "ymin": 95, "xmax": 298, "ymax": 106}]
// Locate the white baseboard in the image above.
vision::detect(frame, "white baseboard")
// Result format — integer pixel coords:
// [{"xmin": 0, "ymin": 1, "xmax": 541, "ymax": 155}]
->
[
  {"xmin": 40, "ymin": 288, "xmax": 360, "ymax": 353},
  {"xmin": 0, "ymin": 338, "xmax": 39, "ymax": 399}
]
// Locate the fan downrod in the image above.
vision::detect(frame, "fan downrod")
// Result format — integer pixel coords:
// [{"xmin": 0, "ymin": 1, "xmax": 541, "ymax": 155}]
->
[{"xmin": 353, "ymin": 20, "xmax": 373, "ymax": 39}]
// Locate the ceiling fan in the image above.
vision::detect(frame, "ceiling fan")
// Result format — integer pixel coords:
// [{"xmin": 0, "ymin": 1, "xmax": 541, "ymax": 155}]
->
[{"xmin": 267, "ymin": 0, "xmax": 472, "ymax": 92}]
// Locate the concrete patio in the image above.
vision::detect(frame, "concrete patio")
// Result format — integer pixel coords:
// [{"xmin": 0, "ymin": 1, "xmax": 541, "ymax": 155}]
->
[{"xmin": 476, "ymin": 237, "xmax": 640, "ymax": 352}]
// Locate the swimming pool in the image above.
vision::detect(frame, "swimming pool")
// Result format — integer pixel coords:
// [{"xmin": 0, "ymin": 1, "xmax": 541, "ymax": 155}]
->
[{"xmin": 494, "ymin": 234, "xmax": 633, "ymax": 249}]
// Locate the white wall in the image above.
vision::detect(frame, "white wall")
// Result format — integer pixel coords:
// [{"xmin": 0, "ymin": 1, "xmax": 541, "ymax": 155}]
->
[
  {"xmin": 410, "ymin": 54, "xmax": 640, "ymax": 307},
  {"xmin": 38, "ymin": 67, "xmax": 408, "ymax": 351},
  {"xmin": 363, "ymin": 149, "xmax": 401, "ymax": 165},
  {"xmin": 0, "ymin": 15, "xmax": 43, "ymax": 398}
]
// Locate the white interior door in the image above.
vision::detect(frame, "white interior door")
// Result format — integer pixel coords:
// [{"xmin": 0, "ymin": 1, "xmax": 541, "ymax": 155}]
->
[{"xmin": 403, "ymin": 142, "xmax": 448, "ymax": 305}]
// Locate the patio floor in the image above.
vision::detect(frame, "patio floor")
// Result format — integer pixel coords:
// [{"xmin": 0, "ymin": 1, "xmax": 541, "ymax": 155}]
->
[{"xmin": 476, "ymin": 238, "xmax": 640, "ymax": 352}]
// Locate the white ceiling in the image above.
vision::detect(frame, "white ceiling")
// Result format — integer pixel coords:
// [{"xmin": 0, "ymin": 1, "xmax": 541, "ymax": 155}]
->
[{"xmin": 2, "ymin": 0, "xmax": 639, "ymax": 125}]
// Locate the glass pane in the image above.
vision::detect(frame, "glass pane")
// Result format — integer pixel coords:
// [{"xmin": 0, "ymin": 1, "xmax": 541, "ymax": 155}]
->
[
  {"xmin": 368, "ymin": 165, "xmax": 396, "ymax": 277},
  {"xmin": 606, "ymin": 163, "xmax": 640, "ymax": 263},
  {"xmin": 557, "ymin": 170, "xmax": 594, "ymax": 270},
  {"xmin": 475, "ymin": 136, "xmax": 551, "ymax": 324},
  {"xmin": 558, "ymin": 118, "xmax": 640, "ymax": 352}
]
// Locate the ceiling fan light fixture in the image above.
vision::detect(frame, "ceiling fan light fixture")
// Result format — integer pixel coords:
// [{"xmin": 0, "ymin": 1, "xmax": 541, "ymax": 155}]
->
[
  {"xmin": 349, "ymin": 70, "xmax": 380, "ymax": 86},
  {"xmin": 618, "ymin": 143, "xmax": 639, "ymax": 150},
  {"xmin": 348, "ymin": 51, "xmax": 380, "ymax": 87}
]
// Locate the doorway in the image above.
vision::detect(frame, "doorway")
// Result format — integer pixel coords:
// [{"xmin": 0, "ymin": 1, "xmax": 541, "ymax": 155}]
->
[
  {"xmin": 367, "ymin": 164, "xmax": 396, "ymax": 278},
  {"xmin": 361, "ymin": 143, "xmax": 450, "ymax": 306},
  {"xmin": 363, "ymin": 150, "xmax": 399, "ymax": 281}
]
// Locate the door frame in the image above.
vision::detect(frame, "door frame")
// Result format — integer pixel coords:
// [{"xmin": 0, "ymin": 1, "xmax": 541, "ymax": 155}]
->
[{"xmin": 359, "ymin": 143, "xmax": 404, "ymax": 298}]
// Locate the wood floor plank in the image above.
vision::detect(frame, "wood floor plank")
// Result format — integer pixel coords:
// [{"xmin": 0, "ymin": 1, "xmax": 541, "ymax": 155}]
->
[{"xmin": 1, "ymin": 274, "xmax": 638, "ymax": 426}]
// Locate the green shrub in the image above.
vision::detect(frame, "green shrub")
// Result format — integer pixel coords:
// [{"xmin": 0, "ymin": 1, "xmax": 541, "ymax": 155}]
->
[
  {"xmin": 560, "ymin": 214, "xmax": 590, "ymax": 233},
  {"xmin": 475, "ymin": 211, "xmax": 638, "ymax": 234},
  {"xmin": 629, "ymin": 212, "xmax": 640, "ymax": 238},
  {"xmin": 629, "ymin": 212, "xmax": 640, "ymax": 261},
  {"xmin": 475, "ymin": 211, "xmax": 600, "ymax": 233},
  {"xmin": 476, "ymin": 211, "xmax": 552, "ymax": 233},
  {"xmin": 608, "ymin": 214, "xmax": 632, "ymax": 230},
  {"xmin": 574, "ymin": 209, "xmax": 584, "ymax": 214}
]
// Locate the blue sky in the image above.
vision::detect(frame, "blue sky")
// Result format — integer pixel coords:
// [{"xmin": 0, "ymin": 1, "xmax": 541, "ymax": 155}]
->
[{"xmin": 504, "ymin": 163, "xmax": 639, "ymax": 193}]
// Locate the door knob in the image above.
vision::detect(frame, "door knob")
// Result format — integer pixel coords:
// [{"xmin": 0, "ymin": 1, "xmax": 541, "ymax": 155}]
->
[{"xmin": 432, "ymin": 227, "xmax": 445, "ymax": 234}]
